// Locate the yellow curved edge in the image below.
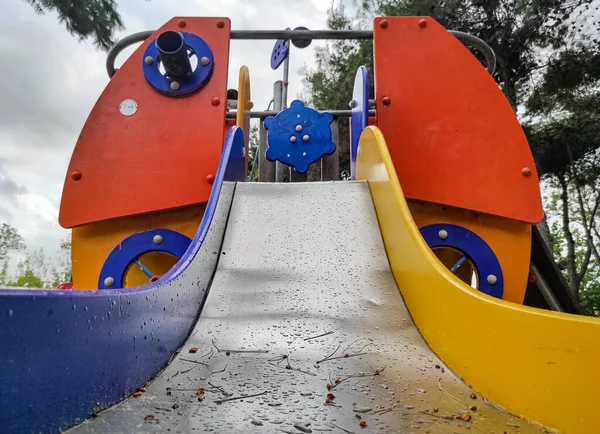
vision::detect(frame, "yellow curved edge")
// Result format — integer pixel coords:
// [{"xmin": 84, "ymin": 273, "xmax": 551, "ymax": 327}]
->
[
  {"xmin": 236, "ymin": 65, "xmax": 251, "ymax": 179},
  {"xmin": 72, "ymin": 204, "xmax": 205, "ymax": 289},
  {"xmin": 355, "ymin": 126, "xmax": 600, "ymax": 433}
]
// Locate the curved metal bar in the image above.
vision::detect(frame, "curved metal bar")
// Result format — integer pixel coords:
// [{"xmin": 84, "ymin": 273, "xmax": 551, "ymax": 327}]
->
[
  {"xmin": 106, "ymin": 30, "xmax": 154, "ymax": 78},
  {"xmin": 105, "ymin": 28, "xmax": 496, "ymax": 78},
  {"xmin": 449, "ymin": 30, "xmax": 496, "ymax": 75}
]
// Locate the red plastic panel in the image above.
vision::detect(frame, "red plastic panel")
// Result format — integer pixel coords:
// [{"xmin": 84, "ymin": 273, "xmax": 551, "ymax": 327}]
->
[
  {"xmin": 59, "ymin": 17, "xmax": 231, "ymax": 228},
  {"xmin": 373, "ymin": 17, "xmax": 543, "ymax": 224}
]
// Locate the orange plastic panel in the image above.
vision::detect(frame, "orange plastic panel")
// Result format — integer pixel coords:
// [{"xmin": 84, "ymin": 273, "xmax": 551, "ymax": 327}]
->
[
  {"xmin": 59, "ymin": 17, "xmax": 231, "ymax": 228},
  {"xmin": 373, "ymin": 17, "xmax": 543, "ymax": 224}
]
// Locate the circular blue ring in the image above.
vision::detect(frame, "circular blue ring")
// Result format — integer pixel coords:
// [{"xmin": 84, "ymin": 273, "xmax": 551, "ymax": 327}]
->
[
  {"xmin": 98, "ymin": 229, "xmax": 192, "ymax": 289},
  {"xmin": 419, "ymin": 223, "xmax": 504, "ymax": 298},
  {"xmin": 142, "ymin": 32, "xmax": 214, "ymax": 95}
]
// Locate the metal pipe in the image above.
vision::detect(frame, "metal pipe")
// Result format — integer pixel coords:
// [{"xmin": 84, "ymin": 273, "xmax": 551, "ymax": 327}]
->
[
  {"xmin": 531, "ymin": 264, "xmax": 564, "ymax": 312},
  {"xmin": 273, "ymin": 81, "xmax": 286, "ymax": 183},
  {"xmin": 282, "ymin": 40, "xmax": 290, "ymax": 109},
  {"xmin": 106, "ymin": 29, "xmax": 496, "ymax": 78},
  {"xmin": 225, "ymin": 109, "xmax": 375, "ymax": 119},
  {"xmin": 449, "ymin": 30, "xmax": 496, "ymax": 74},
  {"xmin": 230, "ymin": 29, "xmax": 373, "ymax": 40},
  {"xmin": 156, "ymin": 31, "xmax": 192, "ymax": 78},
  {"xmin": 106, "ymin": 30, "xmax": 154, "ymax": 77}
]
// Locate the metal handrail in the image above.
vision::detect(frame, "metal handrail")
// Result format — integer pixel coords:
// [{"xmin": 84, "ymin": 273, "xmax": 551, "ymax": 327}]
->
[{"xmin": 106, "ymin": 28, "xmax": 496, "ymax": 78}]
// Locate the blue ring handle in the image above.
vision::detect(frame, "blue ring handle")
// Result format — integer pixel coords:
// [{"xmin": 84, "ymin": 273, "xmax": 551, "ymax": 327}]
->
[
  {"xmin": 420, "ymin": 223, "xmax": 504, "ymax": 298},
  {"xmin": 98, "ymin": 229, "xmax": 192, "ymax": 289}
]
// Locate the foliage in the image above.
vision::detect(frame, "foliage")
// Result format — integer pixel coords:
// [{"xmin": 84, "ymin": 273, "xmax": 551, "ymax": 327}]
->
[
  {"xmin": 0, "ymin": 223, "xmax": 26, "ymax": 261},
  {"xmin": 0, "ymin": 223, "xmax": 71, "ymax": 289},
  {"xmin": 24, "ymin": 0, "xmax": 124, "ymax": 50}
]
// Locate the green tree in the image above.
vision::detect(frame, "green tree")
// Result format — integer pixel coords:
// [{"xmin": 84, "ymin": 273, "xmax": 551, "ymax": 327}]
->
[
  {"xmin": 25, "ymin": 0, "xmax": 123, "ymax": 50},
  {"xmin": 0, "ymin": 223, "xmax": 26, "ymax": 261},
  {"xmin": 7, "ymin": 256, "xmax": 44, "ymax": 288}
]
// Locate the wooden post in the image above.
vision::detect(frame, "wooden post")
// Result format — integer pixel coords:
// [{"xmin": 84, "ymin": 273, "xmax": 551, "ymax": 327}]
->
[{"xmin": 322, "ymin": 119, "xmax": 340, "ymax": 181}]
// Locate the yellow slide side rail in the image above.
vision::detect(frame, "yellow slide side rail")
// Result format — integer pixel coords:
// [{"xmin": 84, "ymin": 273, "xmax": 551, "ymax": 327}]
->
[{"xmin": 355, "ymin": 126, "xmax": 600, "ymax": 433}]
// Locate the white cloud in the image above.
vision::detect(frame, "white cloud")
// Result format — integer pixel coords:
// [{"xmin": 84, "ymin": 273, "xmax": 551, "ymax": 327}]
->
[{"xmin": 0, "ymin": 0, "xmax": 330, "ymax": 259}]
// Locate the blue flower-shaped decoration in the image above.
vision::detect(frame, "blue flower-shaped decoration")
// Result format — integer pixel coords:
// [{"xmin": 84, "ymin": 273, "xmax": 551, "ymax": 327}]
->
[{"xmin": 264, "ymin": 100, "xmax": 336, "ymax": 173}]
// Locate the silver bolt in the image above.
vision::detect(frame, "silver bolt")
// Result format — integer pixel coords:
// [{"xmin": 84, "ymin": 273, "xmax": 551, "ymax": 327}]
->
[
  {"xmin": 295, "ymin": 125, "xmax": 303, "ymax": 132},
  {"xmin": 438, "ymin": 230, "xmax": 448, "ymax": 240},
  {"xmin": 303, "ymin": 135, "xmax": 310, "ymax": 142},
  {"xmin": 290, "ymin": 136, "xmax": 297, "ymax": 143},
  {"xmin": 487, "ymin": 274, "xmax": 497, "ymax": 284},
  {"xmin": 104, "ymin": 277, "xmax": 115, "ymax": 287},
  {"xmin": 200, "ymin": 56, "xmax": 210, "ymax": 66},
  {"xmin": 170, "ymin": 81, "xmax": 180, "ymax": 91},
  {"xmin": 153, "ymin": 235, "xmax": 163, "ymax": 245},
  {"xmin": 144, "ymin": 56, "xmax": 154, "ymax": 65},
  {"xmin": 349, "ymin": 100, "xmax": 357, "ymax": 108}
]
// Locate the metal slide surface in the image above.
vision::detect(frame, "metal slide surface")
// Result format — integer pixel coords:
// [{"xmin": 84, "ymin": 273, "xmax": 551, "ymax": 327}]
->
[{"xmin": 70, "ymin": 182, "xmax": 539, "ymax": 433}]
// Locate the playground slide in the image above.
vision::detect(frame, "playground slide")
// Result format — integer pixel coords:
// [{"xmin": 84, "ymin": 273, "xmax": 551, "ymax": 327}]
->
[
  {"xmin": 67, "ymin": 181, "xmax": 541, "ymax": 433},
  {"xmin": 356, "ymin": 126, "xmax": 600, "ymax": 433},
  {"xmin": 0, "ymin": 129, "xmax": 244, "ymax": 434}
]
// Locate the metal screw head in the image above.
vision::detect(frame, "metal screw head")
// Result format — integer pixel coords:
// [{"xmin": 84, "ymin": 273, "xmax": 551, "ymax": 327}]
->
[
  {"xmin": 295, "ymin": 125, "xmax": 303, "ymax": 132},
  {"xmin": 418, "ymin": 19, "xmax": 427, "ymax": 28},
  {"xmin": 144, "ymin": 56, "xmax": 154, "ymax": 65},
  {"xmin": 349, "ymin": 100, "xmax": 357, "ymax": 108},
  {"xmin": 170, "ymin": 81, "xmax": 180, "ymax": 91},
  {"xmin": 522, "ymin": 167, "xmax": 531, "ymax": 177},
  {"xmin": 438, "ymin": 230, "xmax": 448, "ymax": 240},
  {"xmin": 382, "ymin": 96, "xmax": 391, "ymax": 106},
  {"xmin": 153, "ymin": 235, "xmax": 163, "ymax": 245},
  {"xmin": 303, "ymin": 135, "xmax": 310, "ymax": 142},
  {"xmin": 200, "ymin": 56, "xmax": 210, "ymax": 66},
  {"xmin": 119, "ymin": 99, "xmax": 138, "ymax": 116},
  {"xmin": 487, "ymin": 274, "xmax": 497, "ymax": 284},
  {"xmin": 104, "ymin": 277, "xmax": 115, "ymax": 287},
  {"xmin": 380, "ymin": 19, "xmax": 388, "ymax": 29},
  {"xmin": 290, "ymin": 136, "xmax": 297, "ymax": 143}
]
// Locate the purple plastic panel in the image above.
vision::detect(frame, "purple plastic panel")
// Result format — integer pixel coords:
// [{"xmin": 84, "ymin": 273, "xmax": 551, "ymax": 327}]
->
[
  {"xmin": 350, "ymin": 66, "xmax": 369, "ymax": 180},
  {"xmin": 0, "ymin": 127, "xmax": 246, "ymax": 434},
  {"xmin": 270, "ymin": 39, "xmax": 289, "ymax": 70}
]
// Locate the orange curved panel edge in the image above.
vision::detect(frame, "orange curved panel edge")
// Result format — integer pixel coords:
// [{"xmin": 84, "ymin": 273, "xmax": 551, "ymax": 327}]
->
[
  {"xmin": 59, "ymin": 17, "xmax": 231, "ymax": 228},
  {"xmin": 373, "ymin": 17, "xmax": 543, "ymax": 224}
]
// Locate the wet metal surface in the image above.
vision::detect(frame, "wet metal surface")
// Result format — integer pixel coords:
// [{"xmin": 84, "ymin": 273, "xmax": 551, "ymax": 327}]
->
[{"xmin": 70, "ymin": 182, "xmax": 542, "ymax": 433}]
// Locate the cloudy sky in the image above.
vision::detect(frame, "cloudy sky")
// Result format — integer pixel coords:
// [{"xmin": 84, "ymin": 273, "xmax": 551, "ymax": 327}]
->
[{"xmin": 0, "ymin": 0, "xmax": 337, "ymax": 258}]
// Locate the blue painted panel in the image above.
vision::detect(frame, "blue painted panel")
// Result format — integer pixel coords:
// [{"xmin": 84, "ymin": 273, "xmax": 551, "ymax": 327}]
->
[
  {"xmin": 0, "ymin": 126, "xmax": 245, "ymax": 434},
  {"xmin": 351, "ymin": 66, "xmax": 369, "ymax": 180},
  {"xmin": 420, "ymin": 223, "xmax": 504, "ymax": 298},
  {"xmin": 264, "ymin": 100, "xmax": 336, "ymax": 174},
  {"xmin": 98, "ymin": 229, "xmax": 192, "ymax": 289},
  {"xmin": 142, "ymin": 32, "xmax": 214, "ymax": 95},
  {"xmin": 270, "ymin": 39, "xmax": 289, "ymax": 70}
]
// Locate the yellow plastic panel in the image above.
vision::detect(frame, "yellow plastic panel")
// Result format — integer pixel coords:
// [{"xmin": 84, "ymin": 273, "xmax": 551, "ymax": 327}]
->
[
  {"xmin": 356, "ymin": 126, "xmax": 600, "ymax": 433},
  {"xmin": 408, "ymin": 200, "xmax": 531, "ymax": 303},
  {"xmin": 72, "ymin": 203, "xmax": 206, "ymax": 289}
]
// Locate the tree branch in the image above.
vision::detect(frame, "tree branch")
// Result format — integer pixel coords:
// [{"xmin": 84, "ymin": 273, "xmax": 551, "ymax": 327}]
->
[{"xmin": 558, "ymin": 173, "xmax": 579, "ymax": 299}]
